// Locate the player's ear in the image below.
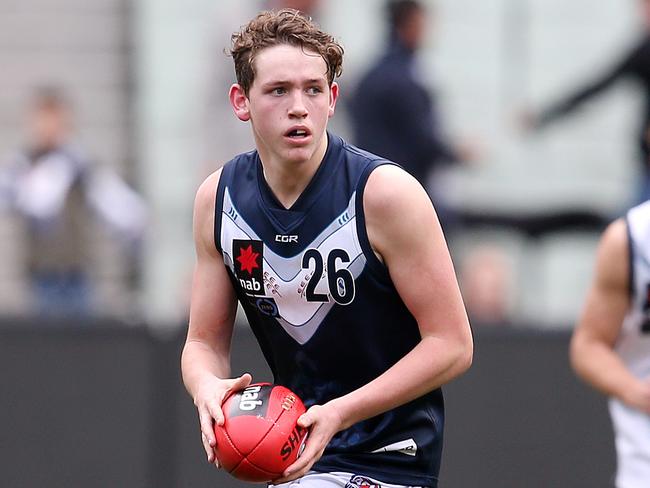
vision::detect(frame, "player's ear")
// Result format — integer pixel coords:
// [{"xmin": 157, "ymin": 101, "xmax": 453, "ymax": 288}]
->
[
  {"xmin": 328, "ymin": 82, "xmax": 339, "ymax": 118},
  {"xmin": 229, "ymin": 84, "xmax": 250, "ymax": 121}
]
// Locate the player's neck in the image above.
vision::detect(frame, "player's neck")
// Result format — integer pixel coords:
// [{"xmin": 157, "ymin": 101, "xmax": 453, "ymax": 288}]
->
[{"xmin": 258, "ymin": 135, "xmax": 328, "ymax": 209}]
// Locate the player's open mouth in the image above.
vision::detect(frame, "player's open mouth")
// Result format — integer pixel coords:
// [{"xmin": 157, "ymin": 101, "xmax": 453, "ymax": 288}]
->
[{"xmin": 285, "ymin": 127, "xmax": 311, "ymax": 138}]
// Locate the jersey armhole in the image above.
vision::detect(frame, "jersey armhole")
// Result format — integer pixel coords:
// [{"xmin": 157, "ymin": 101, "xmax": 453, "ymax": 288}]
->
[
  {"xmin": 625, "ymin": 216, "xmax": 635, "ymax": 300},
  {"xmin": 213, "ymin": 166, "xmax": 230, "ymax": 255},
  {"xmin": 354, "ymin": 160, "xmax": 398, "ymax": 281}
]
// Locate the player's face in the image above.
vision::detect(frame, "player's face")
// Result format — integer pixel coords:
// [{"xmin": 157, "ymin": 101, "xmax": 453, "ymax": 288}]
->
[
  {"xmin": 234, "ymin": 44, "xmax": 338, "ymax": 166},
  {"xmin": 400, "ymin": 8, "xmax": 427, "ymax": 50}
]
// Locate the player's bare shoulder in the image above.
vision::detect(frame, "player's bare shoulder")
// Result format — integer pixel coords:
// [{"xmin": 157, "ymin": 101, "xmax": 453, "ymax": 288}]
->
[
  {"xmin": 363, "ymin": 164, "xmax": 437, "ymax": 260},
  {"xmin": 363, "ymin": 164, "xmax": 427, "ymax": 216},
  {"xmin": 194, "ymin": 168, "xmax": 223, "ymax": 215},
  {"xmin": 601, "ymin": 218, "xmax": 628, "ymax": 252},
  {"xmin": 193, "ymin": 168, "xmax": 224, "ymax": 254},
  {"xmin": 597, "ymin": 218, "xmax": 629, "ymax": 287}
]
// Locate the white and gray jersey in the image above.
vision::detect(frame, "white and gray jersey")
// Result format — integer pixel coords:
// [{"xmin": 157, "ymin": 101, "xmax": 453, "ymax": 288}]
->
[{"xmin": 610, "ymin": 200, "xmax": 650, "ymax": 488}]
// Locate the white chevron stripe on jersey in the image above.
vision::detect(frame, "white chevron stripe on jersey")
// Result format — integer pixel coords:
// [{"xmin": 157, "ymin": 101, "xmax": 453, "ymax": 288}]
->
[{"xmin": 220, "ymin": 187, "xmax": 367, "ymax": 345}]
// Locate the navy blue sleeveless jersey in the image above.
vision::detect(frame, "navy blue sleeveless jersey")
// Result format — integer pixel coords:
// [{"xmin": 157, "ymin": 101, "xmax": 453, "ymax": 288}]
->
[{"xmin": 215, "ymin": 133, "xmax": 444, "ymax": 487}]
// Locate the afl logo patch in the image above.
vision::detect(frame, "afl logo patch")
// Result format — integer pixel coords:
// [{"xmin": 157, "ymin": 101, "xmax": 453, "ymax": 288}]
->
[{"xmin": 234, "ymin": 239, "xmax": 264, "ymax": 295}]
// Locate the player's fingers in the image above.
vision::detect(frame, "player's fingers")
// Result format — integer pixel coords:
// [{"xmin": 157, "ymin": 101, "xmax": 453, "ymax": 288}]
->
[
  {"xmin": 205, "ymin": 396, "xmax": 226, "ymax": 427},
  {"xmin": 218, "ymin": 373, "xmax": 253, "ymax": 410},
  {"xmin": 280, "ymin": 433, "xmax": 325, "ymax": 479},
  {"xmin": 201, "ymin": 433, "xmax": 222, "ymax": 468},
  {"xmin": 201, "ymin": 432, "xmax": 215, "ymax": 463},
  {"xmin": 275, "ymin": 449, "xmax": 320, "ymax": 483},
  {"xmin": 227, "ymin": 372, "xmax": 252, "ymax": 394},
  {"xmin": 277, "ymin": 455, "xmax": 306, "ymax": 480},
  {"xmin": 297, "ymin": 404, "xmax": 321, "ymax": 429},
  {"xmin": 296, "ymin": 411, "xmax": 314, "ymax": 429},
  {"xmin": 198, "ymin": 407, "xmax": 216, "ymax": 445}
]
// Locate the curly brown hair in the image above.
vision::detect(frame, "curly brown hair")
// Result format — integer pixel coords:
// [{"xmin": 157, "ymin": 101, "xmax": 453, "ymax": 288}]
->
[{"xmin": 229, "ymin": 9, "xmax": 344, "ymax": 96}]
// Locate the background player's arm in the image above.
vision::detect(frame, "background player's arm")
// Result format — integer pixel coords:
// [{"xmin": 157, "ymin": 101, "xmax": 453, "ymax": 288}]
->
[
  {"xmin": 530, "ymin": 43, "xmax": 635, "ymax": 129},
  {"xmin": 570, "ymin": 219, "xmax": 650, "ymax": 413},
  {"xmin": 181, "ymin": 169, "xmax": 252, "ymax": 464},
  {"xmin": 278, "ymin": 165, "xmax": 473, "ymax": 481}
]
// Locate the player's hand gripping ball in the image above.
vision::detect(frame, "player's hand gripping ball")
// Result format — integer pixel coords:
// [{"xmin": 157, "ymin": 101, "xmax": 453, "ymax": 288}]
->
[{"xmin": 214, "ymin": 383, "xmax": 308, "ymax": 482}]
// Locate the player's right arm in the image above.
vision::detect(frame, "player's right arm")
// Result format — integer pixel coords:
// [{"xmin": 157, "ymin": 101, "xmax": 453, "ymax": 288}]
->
[
  {"xmin": 181, "ymin": 168, "xmax": 251, "ymax": 464},
  {"xmin": 570, "ymin": 219, "xmax": 650, "ymax": 413}
]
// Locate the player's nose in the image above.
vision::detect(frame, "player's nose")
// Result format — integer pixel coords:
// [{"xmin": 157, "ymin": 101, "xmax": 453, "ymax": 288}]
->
[{"xmin": 287, "ymin": 92, "xmax": 308, "ymax": 118}]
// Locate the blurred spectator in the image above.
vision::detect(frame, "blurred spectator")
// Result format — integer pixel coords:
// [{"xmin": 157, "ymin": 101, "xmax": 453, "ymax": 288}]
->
[
  {"xmin": 348, "ymin": 0, "xmax": 475, "ymax": 230},
  {"xmin": 523, "ymin": 0, "xmax": 650, "ymax": 204},
  {"xmin": 460, "ymin": 245, "xmax": 514, "ymax": 326},
  {"xmin": 0, "ymin": 87, "xmax": 147, "ymax": 317}
]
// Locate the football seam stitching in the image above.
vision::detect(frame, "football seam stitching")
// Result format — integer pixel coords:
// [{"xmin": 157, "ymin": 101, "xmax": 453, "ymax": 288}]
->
[
  {"xmin": 219, "ymin": 427, "xmax": 245, "ymax": 474},
  {"xmin": 243, "ymin": 401, "xmax": 292, "ymax": 474}
]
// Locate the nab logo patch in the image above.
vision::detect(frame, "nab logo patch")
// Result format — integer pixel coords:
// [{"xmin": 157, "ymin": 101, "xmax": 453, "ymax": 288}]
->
[
  {"xmin": 234, "ymin": 239, "xmax": 264, "ymax": 295},
  {"xmin": 227, "ymin": 384, "xmax": 271, "ymax": 418},
  {"xmin": 238, "ymin": 385, "xmax": 263, "ymax": 411}
]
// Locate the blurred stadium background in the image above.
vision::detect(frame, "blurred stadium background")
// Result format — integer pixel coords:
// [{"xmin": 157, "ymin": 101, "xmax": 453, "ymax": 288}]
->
[{"xmin": 0, "ymin": 0, "xmax": 634, "ymax": 486}]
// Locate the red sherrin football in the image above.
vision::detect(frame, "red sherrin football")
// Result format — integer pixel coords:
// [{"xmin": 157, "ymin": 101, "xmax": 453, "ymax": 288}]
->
[{"xmin": 214, "ymin": 383, "xmax": 307, "ymax": 482}]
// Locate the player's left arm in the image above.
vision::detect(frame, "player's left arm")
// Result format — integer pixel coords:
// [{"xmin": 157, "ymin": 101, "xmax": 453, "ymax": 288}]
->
[
  {"xmin": 276, "ymin": 165, "xmax": 473, "ymax": 481},
  {"xmin": 570, "ymin": 219, "xmax": 650, "ymax": 412}
]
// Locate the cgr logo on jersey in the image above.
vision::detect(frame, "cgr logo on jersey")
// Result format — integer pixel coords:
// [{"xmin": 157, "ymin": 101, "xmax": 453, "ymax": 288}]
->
[
  {"xmin": 275, "ymin": 234, "xmax": 298, "ymax": 243},
  {"xmin": 234, "ymin": 239, "xmax": 264, "ymax": 295},
  {"xmin": 344, "ymin": 475, "xmax": 381, "ymax": 488}
]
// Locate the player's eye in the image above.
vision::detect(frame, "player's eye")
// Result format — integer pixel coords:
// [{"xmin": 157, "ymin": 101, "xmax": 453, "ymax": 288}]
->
[
  {"xmin": 270, "ymin": 87, "xmax": 286, "ymax": 96},
  {"xmin": 306, "ymin": 86, "xmax": 322, "ymax": 95}
]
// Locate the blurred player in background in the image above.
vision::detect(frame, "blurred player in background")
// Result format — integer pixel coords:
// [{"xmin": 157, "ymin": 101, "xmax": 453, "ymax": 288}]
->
[
  {"xmin": 571, "ymin": 201, "xmax": 650, "ymax": 488},
  {"xmin": 349, "ymin": 0, "xmax": 476, "ymax": 232},
  {"xmin": 181, "ymin": 8, "xmax": 472, "ymax": 488},
  {"xmin": 524, "ymin": 0, "xmax": 650, "ymax": 204},
  {"xmin": 0, "ymin": 87, "xmax": 147, "ymax": 316}
]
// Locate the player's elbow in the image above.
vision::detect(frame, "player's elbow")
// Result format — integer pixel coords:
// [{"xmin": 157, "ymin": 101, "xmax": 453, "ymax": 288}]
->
[
  {"xmin": 457, "ymin": 334, "xmax": 474, "ymax": 374},
  {"xmin": 447, "ymin": 330, "xmax": 474, "ymax": 378},
  {"xmin": 569, "ymin": 327, "xmax": 590, "ymax": 378}
]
